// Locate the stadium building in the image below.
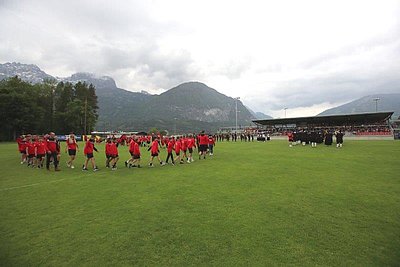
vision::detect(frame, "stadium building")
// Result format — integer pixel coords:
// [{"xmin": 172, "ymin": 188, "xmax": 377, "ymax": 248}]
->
[{"xmin": 252, "ymin": 111, "xmax": 395, "ymax": 140}]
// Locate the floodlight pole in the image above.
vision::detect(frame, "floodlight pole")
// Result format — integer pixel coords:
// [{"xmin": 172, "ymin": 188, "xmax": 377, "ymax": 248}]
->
[
  {"xmin": 373, "ymin": 98, "xmax": 380, "ymax": 112},
  {"xmin": 284, "ymin": 107, "xmax": 288, "ymax": 118},
  {"xmin": 235, "ymin": 97, "xmax": 240, "ymax": 133}
]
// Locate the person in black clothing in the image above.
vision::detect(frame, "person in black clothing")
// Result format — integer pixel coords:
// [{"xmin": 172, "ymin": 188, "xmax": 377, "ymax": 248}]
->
[
  {"xmin": 310, "ymin": 129, "xmax": 317, "ymax": 147},
  {"xmin": 324, "ymin": 130, "xmax": 333, "ymax": 146},
  {"xmin": 335, "ymin": 130, "xmax": 344, "ymax": 148}
]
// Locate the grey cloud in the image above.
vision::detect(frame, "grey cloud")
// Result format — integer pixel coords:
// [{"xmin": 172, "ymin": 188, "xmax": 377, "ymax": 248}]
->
[
  {"xmin": 300, "ymin": 26, "xmax": 400, "ymax": 70},
  {"xmin": 247, "ymin": 60, "xmax": 400, "ymax": 115},
  {"xmin": 219, "ymin": 58, "xmax": 252, "ymax": 79}
]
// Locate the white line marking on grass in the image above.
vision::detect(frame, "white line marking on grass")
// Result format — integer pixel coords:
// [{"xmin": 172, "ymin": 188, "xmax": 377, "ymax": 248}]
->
[{"xmin": 0, "ymin": 178, "xmax": 67, "ymax": 191}]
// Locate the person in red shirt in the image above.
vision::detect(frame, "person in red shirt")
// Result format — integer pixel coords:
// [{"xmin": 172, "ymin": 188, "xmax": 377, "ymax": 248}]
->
[
  {"xmin": 26, "ymin": 138, "xmax": 36, "ymax": 167},
  {"xmin": 65, "ymin": 133, "xmax": 79, "ymax": 169},
  {"xmin": 174, "ymin": 136, "xmax": 182, "ymax": 164},
  {"xmin": 187, "ymin": 134, "xmax": 196, "ymax": 163},
  {"xmin": 35, "ymin": 136, "xmax": 47, "ymax": 168},
  {"xmin": 83, "ymin": 137, "xmax": 99, "ymax": 171},
  {"xmin": 180, "ymin": 136, "xmax": 188, "ymax": 164},
  {"xmin": 110, "ymin": 138, "xmax": 119, "ymax": 170},
  {"xmin": 165, "ymin": 136, "xmax": 175, "ymax": 165},
  {"xmin": 198, "ymin": 131, "xmax": 209, "ymax": 160},
  {"xmin": 17, "ymin": 135, "xmax": 27, "ymax": 164},
  {"xmin": 105, "ymin": 138, "xmax": 113, "ymax": 168},
  {"xmin": 287, "ymin": 132, "xmax": 294, "ymax": 147},
  {"xmin": 208, "ymin": 135, "xmax": 216, "ymax": 156},
  {"xmin": 45, "ymin": 132, "xmax": 60, "ymax": 171},
  {"xmin": 148, "ymin": 137, "xmax": 165, "ymax": 167},
  {"xmin": 125, "ymin": 138, "xmax": 136, "ymax": 168},
  {"xmin": 126, "ymin": 137, "xmax": 141, "ymax": 168}
]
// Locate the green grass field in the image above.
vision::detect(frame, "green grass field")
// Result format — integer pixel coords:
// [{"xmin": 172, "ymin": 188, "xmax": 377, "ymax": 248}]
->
[{"xmin": 1, "ymin": 140, "xmax": 399, "ymax": 266}]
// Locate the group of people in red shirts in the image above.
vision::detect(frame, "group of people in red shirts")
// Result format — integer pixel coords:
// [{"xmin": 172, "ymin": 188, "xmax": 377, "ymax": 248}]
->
[
  {"xmin": 123, "ymin": 131, "xmax": 215, "ymax": 169},
  {"xmin": 17, "ymin": 132, "xmax": 62, "ymax": 171},
  {"xmin": 17, "ymin": 131, "xmax": 216, "ymax": 172}
]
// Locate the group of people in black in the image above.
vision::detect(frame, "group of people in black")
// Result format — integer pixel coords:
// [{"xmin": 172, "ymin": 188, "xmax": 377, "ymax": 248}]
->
[
  {"xmin": 288, "ymin": 129, "xmax": 344, "ymax": 148},
  {"xmin": 215, "ymin": 133, "xmax": 255, "ymax": 142}
]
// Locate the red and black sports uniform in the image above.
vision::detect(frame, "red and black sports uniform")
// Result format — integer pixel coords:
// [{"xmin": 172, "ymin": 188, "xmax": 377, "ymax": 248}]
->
[
  {"xmin": 149, "ymin": 140, "xmax": 160, "ymax": 157},
  {"xmin": 45, "ymin": 135, "xmax": 59, "ymax": 170},
  {"xmin": 128, "ymin": 140, "xmax": 136, "ymax": 157},
  {"xmin": 132, "ymin": 141, "xmax": 141, "ymax": 159},
  {"xmin": 174, "ymin": 139, "xmax": 181, "ymax": 157},
  {"xmin": 105, "ymin": 140, "xmax": 114, "ymax": 160},
  {"xmin": 165, "ymin": 138, "xmax": 175, "ymax": 164},
  {"xmin": 208, "ymin": 135, "xmax": 215, "ymax": 155},
  {"xmin": 181, "ymin": 137, "xmax": 187, "ymax": 154},
  {"xmin": 26, "ymin": 141, "xmax": 36, "ymax": 159},
  {"xmin": 187, "ymin": 137, "xmax": 196, "ymax": 154},
  {"xmin": 66, "ymin": 137, "xmax": 78, "ymax": 156},
  {"xmin": 17, "ymin": 137, "xmax": 27, "ymax": 155},
  {"xmin": 84, "ymin": 139, "xmax": 98, "ymax": 158},
  {"xmin": 35, "ymin": 140, "xmax": 46, "ymax": 159},
  {"xmin": 199, "ymin": 134, "xmax": 208, "ymax": 153}
]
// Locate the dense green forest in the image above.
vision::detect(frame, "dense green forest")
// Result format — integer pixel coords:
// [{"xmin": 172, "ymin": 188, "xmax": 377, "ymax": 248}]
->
[{"xmin": 0, "ymin": 77, "xmax": 98, "ymax": 140}]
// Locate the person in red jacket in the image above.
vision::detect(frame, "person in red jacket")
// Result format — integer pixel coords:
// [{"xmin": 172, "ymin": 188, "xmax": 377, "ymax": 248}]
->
[
  {"xmin": 180, "ymin": 136, "xmax": 188, "ymax": 164},
  {"xmin": 174, "ymin": 136, "xmax": 182, "ymax": 164},
  {"xmin": 187, "ymin": 134, "xmax": 196, "ymax": 163},
  {"xmin": 148, "ymin": 137, "xmax": 165, "ymax": 167},
  {"xmin": 125, "ymin": 138, "xmax": 136, "ymax": 168},
  {"xmin": 17, "ymin": 135, "xmax": 27, "ymax": 164},
  {"xmin": 105, "ymin": 138, "xmax": 113, "ymax": 168},
  {"xmin": 45, "ymin": 132, "xmax": 60, "ymax": 171},
  {"xmin": 109, "ymin": 138, "xmax": 119, "ymax": 170},
  {"xmin": 35, "ymin": 136, "xmax": 46, "ymax": 169},
  {"xmin": 126, "ymin": 137, "xmax": 141, "ymax": 168},
  {"xmin": 83, "ymin": 137, "xmax": 98, "ymax": 171},
  {"xmin": 26, "ymin": 138, "xmax": 36, "ymax": 167},
  {"xmin": 65, "ymin": 133, "xmax": 79, "ymax": 169},
  {"xmin": 198, "ymin": 131, "xmax": 209, "ymax": 160},
  {"xmin": 165, "ymin": 136, "xmax": 175, "ymax": 165},
  {"xmin": 208, "ymin": 135, "xmax": 216, "ymax": 156}
]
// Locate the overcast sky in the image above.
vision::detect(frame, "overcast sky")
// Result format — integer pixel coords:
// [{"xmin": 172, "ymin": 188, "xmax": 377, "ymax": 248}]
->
[{"xmin": 1, "ymin": 0, "xmax": 399, "ymax": 117}]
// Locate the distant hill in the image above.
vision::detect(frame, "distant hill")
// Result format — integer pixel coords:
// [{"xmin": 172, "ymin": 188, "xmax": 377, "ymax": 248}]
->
[
  {"xmin": 96, "ymin": 81, "xmax": 256, "ymax": 132},
  {"xmin": 246, "ymin": 106, "xmax": 273, "ymax": 120},
  {"xmin": 0, "ymin": 62, "xmax": 54, "ymax": 83},
  {"xmin": 0, "ymin": 62, "xmax": 268, "ymax": 132},
  {"xmin": 318, "ymin": 94, "xmax": 400, "ymax": 119}
]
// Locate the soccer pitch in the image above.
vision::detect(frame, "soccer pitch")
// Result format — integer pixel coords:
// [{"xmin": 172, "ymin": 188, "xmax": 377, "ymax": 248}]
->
[{"xmin": 1, "ymin": 140, "xmax": 399, "ymax": 266}]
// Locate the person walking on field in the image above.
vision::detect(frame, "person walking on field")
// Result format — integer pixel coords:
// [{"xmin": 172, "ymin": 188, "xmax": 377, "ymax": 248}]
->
[
  {"xmin": 126, "ymin": 137, "xmax": 141, "ymax": 168},
  {"xmin": 148, "ymin": 137, "xmax": 165, "ymax": 167},
  {"xmin": 66, "ymin": 133, "xmax": 78, "ymax": 168},
  {"xmin": 46, "ymin": 132, "xmax": 60, "ymax": 171},
  {"xmin": 83, "ymin": 137, "xmax": 99, "ymax": 171},
  {"xmin": 208, "ymin": 135, "xmax": 215, "ymax": 156},
  {"xmin": 198, "ymin": 131, "xmax": 208, "ymax": 160},
  {"xmin": 335, "ymin": 130, "xmax": 344, "ymax": 148},
  {"xmin": 174, "ymin": 136, "xmax": 182, "ymax": 164},
  {"xmin": 17, "ymin": 135, "xmax": 27, "ymax": 164},
  {"xmin": 109, "ymin": 138, "xmax": 119, "ymax": 170},
  {"xmin": 187, "ymin": 134, "xmax": 196, "ymax": 163},
  {"xmin": 165, "ymin": 137, "xmax": 175, "ymax": 165},
  {"xmin": 26, "ymin": 137, "xmax": 36, "ymax": 167},
  {"xmin": 35, "ymin": 136, "xmax": 46, "ymax": 169}
]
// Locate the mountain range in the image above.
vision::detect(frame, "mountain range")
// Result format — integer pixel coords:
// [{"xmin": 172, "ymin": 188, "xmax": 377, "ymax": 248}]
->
[
  {"xmin": 318, "ymin": 94, "xmax": 400, "ymax": 119},
  {"xmin": 0, "ymin": 62, "xmax": 267, "ymax": 132}
]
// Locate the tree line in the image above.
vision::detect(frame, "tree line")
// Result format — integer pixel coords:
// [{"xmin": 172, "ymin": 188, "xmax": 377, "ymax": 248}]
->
[{"xmin": 0, "ymin": 76, "xmax": 98, "ymax": 141}]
